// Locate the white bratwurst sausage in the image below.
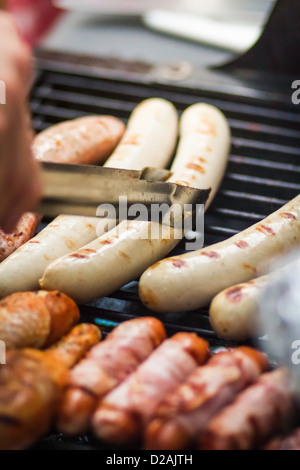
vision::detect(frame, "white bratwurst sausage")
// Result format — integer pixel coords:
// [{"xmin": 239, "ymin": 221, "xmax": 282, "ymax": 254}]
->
[
  {"xmin": 209, "ymin": 274, "xmax": 271, "ymax": 342},
  {"xmin": 0, "ymin": 99, "xmax": 176, "ymax": 297},
  {"xmin": 40, "ymin": 104, "xmax": 230, "ymax": 304},
  {"xmin": 139, "ymin": 195, "xmax": 300, "ymax": 313},
  {"xmin": 102, "ymin": 97, "xmax": 178, "ymax": 171}
]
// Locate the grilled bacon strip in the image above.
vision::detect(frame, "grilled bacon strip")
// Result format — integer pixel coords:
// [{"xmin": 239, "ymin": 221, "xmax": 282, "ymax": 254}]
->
[
  {"xmin": 92, "ymin": 333, "xmax": 210, "ymax": 445},
  {"xmin": 0, "ymin": 323, "xmax": 101, "ymax": 450},
  {"xmin": 0, "ymin": 291, "xmax": 80, "ymax": 350},
  {"xmin": 145, "ymin": 347, "xmax": 269, "ymax": 450},
  {"xmin": 200, "ymin": 368, "xmax": 296, "ymax": 450},
  {"xmin": 57, "ymin": 317, "xmax": 166, "ymax": 435}
]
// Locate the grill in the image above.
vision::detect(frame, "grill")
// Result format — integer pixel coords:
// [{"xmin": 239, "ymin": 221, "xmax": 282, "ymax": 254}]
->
[{"xmin": 30, "ymin": 49, "xmax": 300, "ymax": 449}]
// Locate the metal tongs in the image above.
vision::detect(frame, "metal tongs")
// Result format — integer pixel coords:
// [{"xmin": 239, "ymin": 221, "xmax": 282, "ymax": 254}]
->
[{"xmin": 37, "ymin": 162, "xmax": 210, "ymax": 222}]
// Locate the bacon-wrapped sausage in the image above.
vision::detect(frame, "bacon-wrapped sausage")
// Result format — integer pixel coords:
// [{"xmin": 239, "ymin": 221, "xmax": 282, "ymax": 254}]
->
[
  {"xmin": 140, "ymin": 195, "xmax": 300, "ymax": 313},
  {"xmin": 92, "ymin": 333, "xmax": 210, "ymax": 445},
  {"xmin": 57, "ymin": 317, "xmax": 166, "ymax": 435},
  {"xmin": 200, "ymin": 368, "xmax": 296, "ymax": 450}
]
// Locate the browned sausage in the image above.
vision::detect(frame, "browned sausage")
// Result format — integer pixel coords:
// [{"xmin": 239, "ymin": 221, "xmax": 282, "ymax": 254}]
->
[
  {"xmin": 92, "ymin": 333, "xmax": 210, "ymax": 445},
  {"xmin": 0, "ymin": 213, "xmax": 41, "ymax": 262},
  {"xmin": 200, "ymin": 368, "xmax": 296, "ymax": 450},
  {"xmin": 0, "ymin": 323, "xmax": 101, "ymax": 450},
  {"xmin": 57, "ymin": 317, "xmax": 166, "ymax": 435},
  {"xmin": 33, "ymin": 116, "xmax": 125, "ymax": 164},
  {"xmin": 145, "ymin": 347, "xmax": 269, "ymax": 450},
  {"xmin": 0, "ymin": 291, "xmax": 80, "ymax": 349}
]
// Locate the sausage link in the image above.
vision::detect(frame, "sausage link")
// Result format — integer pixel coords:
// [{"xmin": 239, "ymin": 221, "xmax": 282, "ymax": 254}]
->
[
  {"xmin": 41, "ymin": 104, "xmax": 230, "ymax": 303},
  {"xmin": 0, "ymin": 99, "xmax": 177, "ymax": 297},
  {"xmin": 92, "ymin": 333, "xmax": 209, "ymax": 445},
  {"xmin": 33, "ymin": 116, "xmax": 125, "ymax": 165},
  {"xmin": 0, "ymin": 323, "xmax": 101, "ymax": 450},
  {"xmin": 209, "ymin": 275, "xmax": 270, "ymax": 341},
  {"xmin": 0, "ymin": 115, "xmax": 125, "ymax": 263},
  {"xmin": 145, "ymin": 347, "xmax": 268, "ymax": 450},
  {"xmin": 0, "ymin": 213, "xmax": 41, "ymax": 263},
  {"xmin": 265, "ymin": 428, "xmax": 300, "ymax": 450},
  {"xmin": 0, "ymin": 290, "xmax": 80, "ymax": 350},
  {"xmin": 57, "ymin": 317, "xmax": 166, "ymax": 435},
  {"xmin": 139, "ymin": 195, "xmax": 300, "ymax": 313}
]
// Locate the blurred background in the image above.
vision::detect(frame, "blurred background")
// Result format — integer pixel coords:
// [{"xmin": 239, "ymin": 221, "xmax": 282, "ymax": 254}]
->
[{"xmin": 2, "ymin": 0, "xmax": 276, "ymax": 67}]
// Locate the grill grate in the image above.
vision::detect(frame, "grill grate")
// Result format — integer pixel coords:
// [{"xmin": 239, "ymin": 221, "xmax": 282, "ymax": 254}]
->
[{"xmin": 30, "ymin": 50, "xmax": 300, "ymax": 449}]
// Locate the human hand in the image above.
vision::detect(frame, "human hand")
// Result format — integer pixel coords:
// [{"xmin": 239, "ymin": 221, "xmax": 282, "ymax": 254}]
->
[{"xmin": 0, "ymin": 12, "xmax": 41, "ymax": 233}]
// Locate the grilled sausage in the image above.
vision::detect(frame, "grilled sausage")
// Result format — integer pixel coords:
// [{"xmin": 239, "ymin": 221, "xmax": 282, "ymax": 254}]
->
[
  {"xmin": 46, "ymin": 323, "xmax": 101, "ymax": 369},
  {"xmin": 209, "ymin": 261, "xmax": 295, "ymax": 341},
  {"xmin": 0, "ymin": 99, "xmax": 177, "ymax": 297},
  {"xmin": 92, "ymin": 333, "xmax": 210, "ymax": 445},
  {"xmin": 0, "ymin": 116, "xmax": 125, "ymax": 263},
  {"xmin": 0, "ymin": 323, "xmax": 101, "ymax": 450},
  {"xmin": 57, "ymin": 317, "xmax": 166, "ymax": 435},
  {"xmin": 167, "ymin": 103, "xmax": 230, "ymax": 208},
  {"xmin": 41, "ymin": 104, "xmax": 230, "ymax": 304},
  {"xmin": 0, "ymin": 213, "xmax": 42, "ymax": 263},
  {"xmin": 33, "ymin": 116, "xmax": 125, "ymax": 164},
  {"xmin": 145, "ymin": 347, "xmax": 268, "ymax": 450},
  {"xmin": 139, "ymin": 195, "xmax": 300, "ymax": 313},
  {"xmin": 209, "ymin": 274, "xmax": 272, "ymax": 341},
  {"xmin": 265, "ymin": 429, "xmax": 300, "ymax": 450},
  {"xmin": 88, "ymin": 97, "xmax": 179, "ymax": 238},
  {"xmin": 0, "ymin": 290, "xmax": 80, "ymax": 350},
  {"xmin": 100, "ymin": 97, "xmax": 178, "ymax": 171},
  {"xmin": 200, "ymin": 368, "xmax": 296, "ymax": 450}
]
